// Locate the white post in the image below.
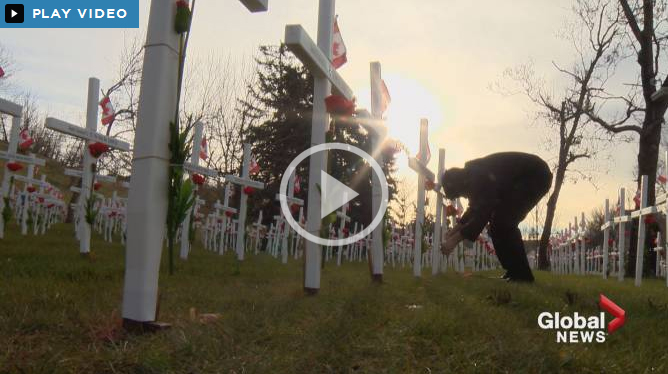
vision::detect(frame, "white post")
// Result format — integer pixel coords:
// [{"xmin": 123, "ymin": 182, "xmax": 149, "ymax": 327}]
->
[
  {"xmin": 235, "ymin": 143, "xmax": 253, "ymax": 261},
  {"xmin": 179, "ymin": 121, "xmax": 203, "ymax": 260},
  {"xmin": 413, "ymin": 119, "xmax": 428, "ymax": 277},
  {"xmin": 617, "ymin": 188, "xmax": 626, "ymax": 282},
  {"xmin": 20, "ymin": 158, "xmax": 35, "ymax": 235},
  {"xmin": 303, "ymin": 0, "xmax": 335, "ymax": 294},
  {"xmin": 77, "ymin": 77, "xmax": 101, "ymax": 255},
  {"xmin": 369, "ymin": 61, "xmax": 386, "ymax": 282},
  {"xmin": 122, "ymin": 0, "xmax": 179, "ymax": 326},
  {"xmin": 432, "ymin": 149, "xmax": 445, "ymax": 275},
  {"xmin": 602, "ymin": 198, "xmax": 610, "ymax": 279},
  {"xmin": 634, "ymin": 175, "xmax": 649, "ymax": 287},
  {"xmin": 0, "ymin": 117, "xmax": 21, "ymax": 239}
]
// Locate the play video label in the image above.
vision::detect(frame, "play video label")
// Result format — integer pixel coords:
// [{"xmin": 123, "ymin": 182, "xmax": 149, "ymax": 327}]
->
[{"xmin": 2, "ymin": 0, "xmax": 138, "ymax": 28}]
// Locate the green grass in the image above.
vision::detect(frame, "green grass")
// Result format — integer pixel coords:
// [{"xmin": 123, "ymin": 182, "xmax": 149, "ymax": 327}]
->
[{"xmin": 1, "ymin": 223, "xmax": 668, "ymax": 373}]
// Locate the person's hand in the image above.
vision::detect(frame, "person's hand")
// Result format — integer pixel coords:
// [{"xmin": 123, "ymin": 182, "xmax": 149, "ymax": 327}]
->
[
  {"xmin": 441, "ymin": 238, "xmax": 458, "ymax": 256},
  {"xmin": 441, "ymin": 229, "xmax": 463, "ymax": 256}
]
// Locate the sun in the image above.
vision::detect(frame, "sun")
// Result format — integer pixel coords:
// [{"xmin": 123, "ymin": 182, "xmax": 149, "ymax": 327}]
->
[{"xmin": 355, "ymin": 73, "xmax": 445, "ymax": 165}]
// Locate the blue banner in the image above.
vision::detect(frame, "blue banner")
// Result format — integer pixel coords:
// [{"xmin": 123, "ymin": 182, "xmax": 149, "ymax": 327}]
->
[{"xmin": 2, "ymin": 0, "xmax": 139, "ymax": 28}]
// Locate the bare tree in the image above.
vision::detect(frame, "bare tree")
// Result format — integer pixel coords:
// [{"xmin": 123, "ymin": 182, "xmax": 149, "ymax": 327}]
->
[
  {"xmin": 499, "ymin": 0, "xmax": 626, "ymax": 269},
  {"xmin": 586, "ymin": 0, "xmax": 668, "ymax": 206}
]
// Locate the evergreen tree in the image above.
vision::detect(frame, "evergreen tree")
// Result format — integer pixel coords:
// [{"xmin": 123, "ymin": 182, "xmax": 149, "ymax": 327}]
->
[{"xmin": 242, "ymin": 45, "xmax": 397, "ymax": 233}]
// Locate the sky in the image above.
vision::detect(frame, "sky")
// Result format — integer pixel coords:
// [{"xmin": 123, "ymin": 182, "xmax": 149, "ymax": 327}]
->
[{"xmin": 2, "ymin": 0, "xmax": 656, "ymax": 230}]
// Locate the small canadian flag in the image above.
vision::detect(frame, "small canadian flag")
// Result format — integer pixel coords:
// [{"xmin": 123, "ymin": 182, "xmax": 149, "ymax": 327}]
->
[
  {"xmin": 659, "ymin": 174, "xmax": 667, "ymax": 184},
  {"xmin": 249, "ymin": 155, "xmax": 260, "ymax": 175},
  {"xmin": 199, "ymin": 135, "xmax": 208, "ymax": 160},
  {"xmin": 380, "ymin": 79, "xmax": 391, "ymax": 115},
  {"xmin": 294, "ymin": 175, "xmax": 302, "ymax": 194},
  {"xmin": 19, "ymin": 128, "xmax": 34, "ymax": 150},
  {"xmin": 99, "ymin": 96, "xmax": 115, "ymax": 125},
  {"xmin": 0, "ymin": 66, "xmax": 5, "ymax": 78},
  {"xmin": 332, "ymin": 17, "xmax": 347, "ymax": 69}
]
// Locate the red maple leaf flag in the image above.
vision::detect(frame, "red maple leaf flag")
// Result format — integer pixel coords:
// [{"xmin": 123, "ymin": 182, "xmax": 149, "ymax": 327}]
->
[
  {"xmin": 0, "ymin": 66, "xmax": 5, "ymax": 78},
  {"xmin": 380, "ymin": 79, "xmax": 391, "ymax": 114},
  {"xmin": 294, "ymin": 175, "xmax": 301, "ymax": 194},
  {"xmin": 99, "ymin": 96, "xmax": 115, "ymax": 125},
  {"xmin": 332, "ymin": 17, "xmax": 347, "ymax": 69},
  {"xmin": 417, "ymin": 143, "xmax": 431, "ymax": 164},
  {"xmin": 249, "ymin": 155, "xmax": 260, "ymax": 175},
  {"xmin": 659, "ymin": 174, "xmax": 667, "ymax": 184},
  {"xmin": 18, "ymin": 128, "xmax": 34, "ymax": 150},
  {"xmin": 199, "ymin": 135, "xmax": 208, "ymax": 160}
]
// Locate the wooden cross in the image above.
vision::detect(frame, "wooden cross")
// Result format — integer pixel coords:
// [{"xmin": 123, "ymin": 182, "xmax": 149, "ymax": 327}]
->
[
  {"xmin": 410, "ymin": 119, "xmax": 429, "ymax": 277},
  {"xmin": 45, "ymin": 77, "xmax": 130, "ymax": 255},
  {"xmin": 122, "ymin": 0, "xmax": 269, "ymax": 326},
  {"xmin": 612, "ymin": 188, "xmax": 630, "ymax": 282},
  {"xmin": 431, "ymin": 149, "xmax": 446, "ymax": 275},
  {"xmin": 630, "ymin": 175, "xmax": 656, "ymax": 286},
  {"xmin": 226, "ymin": 144, "xmax": 265, "ymax": 261},
  {"xmin": 275, "ymin": 173, "xmax": 303, "ymax": 264},
  {"xmin": 180, "ymin": 122, "xmax": 219, "ymax": 260},
  {"xmin": 283, "ymin": 0, "xmax": 354, "ymax": 293},
  {"xmin": 0, "ymin": 104, "xmax": 46, "ymax": 238},
  {"xmin": 600, "ymin": 198, "xmax": 612, "ymax": 279}
]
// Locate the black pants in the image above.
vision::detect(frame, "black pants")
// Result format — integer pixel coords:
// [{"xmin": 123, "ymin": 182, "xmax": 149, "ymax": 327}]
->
[{"xmin": 488, "ymin": 168, "xmax": 552, "ymax": 280}]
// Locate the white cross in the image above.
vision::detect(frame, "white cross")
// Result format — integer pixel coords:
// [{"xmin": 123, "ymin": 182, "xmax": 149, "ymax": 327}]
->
[
  {"xmin": 411, "ymin": 119, "xmax": 429, "ymax": 277},
  {"xmin": 630, "ymin": 175, "xmax": 657, "ymax": 286},
  {"xmin": 275, "ymin": 173, "xmax": 303, "ymax": 264},
  {"xmin": 283, "ymin": 0, "xmax": 354, "ymax": 293},
  {"xmin": 45, "ymin": 77, "xmax": 130, "ymax": 255},
  {"xmin": 600, "ymin": 198, "xmax": 612, "ymax": 279},
  {"xmin": 180, "ymin": 122, "xmax": 219, "ymax": 260},
  {"xmin": 121, "ymin": 0, "xmax": 268, "ymax": 325},
  {"xmin": 226, "ymin": 143, "xmax": 265, "ymax": 261},
  {"xmin": 612, "ymin": 188, "xmax": 630, "ymax": 281}
]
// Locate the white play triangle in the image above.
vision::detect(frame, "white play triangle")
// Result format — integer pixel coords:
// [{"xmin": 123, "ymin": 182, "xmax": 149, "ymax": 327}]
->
[{"xmin": 320, "ymin": 170, "xmax": 358, "ymax": 219}]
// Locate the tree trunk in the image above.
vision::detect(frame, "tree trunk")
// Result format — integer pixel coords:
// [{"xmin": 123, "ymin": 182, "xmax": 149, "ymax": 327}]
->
[{"xmin": 537, "ymin": 168, "xmax": 566, "ymax": 270}]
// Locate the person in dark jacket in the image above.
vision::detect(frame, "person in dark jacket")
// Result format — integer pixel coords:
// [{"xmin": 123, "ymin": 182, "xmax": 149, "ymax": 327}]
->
[{"xmin": 440, "ymin": 152, "xmax": 552, "ymax": 282}]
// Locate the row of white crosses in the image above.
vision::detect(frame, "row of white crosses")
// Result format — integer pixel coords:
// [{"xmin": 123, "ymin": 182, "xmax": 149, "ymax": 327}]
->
[
  {"xmin": 0, "ymin": 98, "xmax": 47, "ymax": 238},
  {"xmin": 550, "ymin": 152, "xmax": 667, "ymax": 287},
  {"xmin": 45, "ymin": 77, "xmax": 131, "ymax": 255}
]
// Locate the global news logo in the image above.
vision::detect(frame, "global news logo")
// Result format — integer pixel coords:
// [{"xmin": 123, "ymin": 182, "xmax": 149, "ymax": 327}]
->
[{"xmin": 537, "ymin": 294, "xmax": 625, "ymax": 343}]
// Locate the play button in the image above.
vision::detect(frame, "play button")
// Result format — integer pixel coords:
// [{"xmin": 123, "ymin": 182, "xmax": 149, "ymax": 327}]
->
[
  {"xmin": 279, "ymin": 143, "xmax": 389, "ymax": 247},
  {"xmin": 320, "ymin": 170, "xmax": 358, "ymax": 218},
  {"xmin": 5, "ymin": 4, "xmax": 24, "ymax": 24}
]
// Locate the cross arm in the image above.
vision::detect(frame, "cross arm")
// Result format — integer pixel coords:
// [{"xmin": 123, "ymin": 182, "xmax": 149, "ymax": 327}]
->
[
  {"xmin": 226, "ymin": 175, "xmax": 265, "ymax": 189},
  {"xmin": 183, "ymin": 162, "xmax": 220, "ymax": 178},
  {"xmin": 0, "ymin": 151, "xmax": 46, "ymax": 166},
  {"xmin": 45, "ymin": 117, "xmax": 131, "ymax": 151},
  {"xmin": 0, "ymin": 98, "xmax": 22, "ymax": 117},
  {"xmin": 238, "ymin": 0, "xmax": 268, "ymax": 12},
  {"xmin": 284, "ymin": 25, "xmax": 354, "ymax": 100}
]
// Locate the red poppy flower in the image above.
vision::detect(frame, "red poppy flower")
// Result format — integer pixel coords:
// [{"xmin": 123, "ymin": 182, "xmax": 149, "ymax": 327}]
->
[
  {"xmin": 38, "ymin": 197, "xmax": 44, "ymax": 203},
  {"xmin": 176, "ymin": 0, "xmax": 189, "ymax": 8},
  {"xmin": 644, "ymin": 215, "xmax": 656, "ymax": 225},
  {"xmin": 290, "ymin": 203, "xmax": 300, "ymax": 214},
  {"xmin": 47, "ymin": 204, "xmax": 54, "ymax": 208},
  {"xmin": 225, "ymin": 211, "xmax": 233, "ymax": 218},
  {"xmin": 243, "ymin": 186, "xmax": 254, "ymax": 195},
  {"xmin": 27, "ymin": 186, "xmax": 36, "ymax": 193},
  {"xmin": 608, "ymin": 238, "xmax": 615, "ymax": 246},
  {"xmin": 191, "ymin": 174, "xmax": 205, "ymax": 186},
  {"xmin": 425, "ymin": 180, "xmax": 435, "ymax": 191},
  {"xmin": 445, "ymin": 205, "xmax": 457, "ymax": 217},
  {"xmin": 6, "ymin": 162, "xmax": 23, "ymax": 172},
  {"xmin": 88, "ymin": 142, "xmax": 110, "ymax": 158},
  {"xmin": 324, "ymin": 95, "xmax": 356, "ymax": 116},
  {"xmin": 93, "ymin": 182, "xmax": 102, "ymax": 191},
  {"xmin": 343, "ymin": 227, "xmax": 349, "ymax": 237}
]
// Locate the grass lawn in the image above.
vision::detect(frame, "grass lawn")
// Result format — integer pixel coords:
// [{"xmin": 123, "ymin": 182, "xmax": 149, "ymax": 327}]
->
[{"xmin": 1, "ymin": 222, "xmax": 667, "ymax": 373}]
